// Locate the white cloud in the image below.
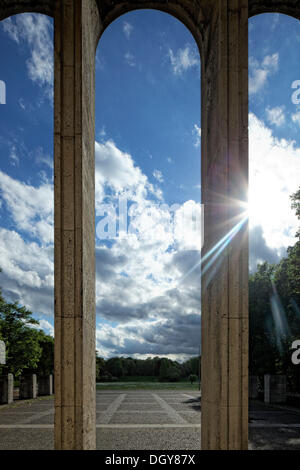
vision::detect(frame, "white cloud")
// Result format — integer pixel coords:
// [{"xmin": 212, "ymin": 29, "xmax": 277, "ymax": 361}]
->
[
  {"xmin": 193, "ymin": 124, "xmax": 201, "ymax": 147},
  {"xmin": 266, "ymin": 106, "xmax": 285, "ymax": 127},
  {"xmin": 9, "ymin": 145, "xmax": 19, "ymax": 166},
  {"xmin": 153, "ymin": 169, "xmax": 164, "ymax": 183},
  {"xmin": 292, "ymin": 110, "xmax": 300, "ymax": 127},
  {"xmin": 0, "ymin": 138, "xmax": 199, "ymax": 359},
  {"xmin": 0, "ymin": 115, "xmax": 298, "ymax": 358},
  {"xmin": 37, "ymin": 319, "xmax": 54, "ymax": 336},
  {"xmin": 249, "ymin": 112, "xmax": 300, "ymax": 250},
  {"xmin": 124, "ymin": 51, "xmax": 136, "ymax": 67},
  {"xmin": 249, "ymin": 53, "xmax": 279, "ymax": 95},
  {"xmin": 123, "ymin": 21, "xmax": 133, "ymax": 39},
  {"xmin": 95, "ymin": 139, "xmax": 162, "ymax": 213},
  {"xmin": 0, "ymin": 170, "xmax": 54, "ymax": 244},
  {"xmin": 0, "ymin": 228, "xmax": 54, "ymax": 316},
  {"xmin": 19, "ymin": 98, "xmax": 26, "ymax": 110},
  {"xmin": 2, "ymin": 14, "xmax": 53, "ymax": 100},
  {"xmin": 168, "ymin": 44, "xmax": 199, "ymax": 75},
  {"xmin": 35, "ymin": 146, "xmax": 53, "ymax": 170}
]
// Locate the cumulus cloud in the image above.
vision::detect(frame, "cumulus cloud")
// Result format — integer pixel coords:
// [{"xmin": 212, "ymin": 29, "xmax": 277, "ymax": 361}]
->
[
  {"xmin": 95, "ymin": 139, "xmax": 162, "ymax": 214},
  {"xmin": 0, "ymin": 228, "xmax": 54, "ymax": 316},
  {"xmin": 249, "ymin": 225, "xmax": 285, "ymax": 272},
  {"xmin": 2, "ymin": 14, "xmax": 53, "ymax": 100},
  {"xmin": 96, "ymin": 314, "xmax": 201, "ymax": 359},
  {"xmin": 249, "ymin": 112, "xmax": 300, "ymax": 251},
  {"xmin": 32, "ymin": 318, "xmax": 54, "ymax": 336},
  {"xmin": 0, "ymin": 170, "xmax": 54, "ymax": 244},
  {"xmin": 2, "ymin": 113, "xmax": 297, "ymax": 359},
  {"xmin": 266, "ymin": 106, "xmax": 285, "ymax": 127},
  {"xmin": 168, "ymin": 44, "xmax": 200, "ymax": 75},
  {"xmin": 249, "ymin": 53, "xmax": 279, "ymax": 95},
  {"xmin": 92, "ymin": 139, "xmax": 202, "ymax": 359}
]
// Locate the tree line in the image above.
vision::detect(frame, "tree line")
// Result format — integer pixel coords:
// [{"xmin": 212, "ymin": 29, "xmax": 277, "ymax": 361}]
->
[{"xmin": 96, "ymin": 355, "xmax": 200, "ymax": 382}]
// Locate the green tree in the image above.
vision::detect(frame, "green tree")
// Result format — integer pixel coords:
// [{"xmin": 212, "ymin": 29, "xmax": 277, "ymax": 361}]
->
[
  {"xmin": 0, "ymin": 291, "xmax": 42, "ymax": 375},
  {"xmin": 189, "ymin": 374, "xmax": 198, "ymax": 384},
  {"xmin": 96, "ymin": 355, "xmax": 106, "ymax": 380},
  {"xmin": 106, "ymin": 357, "xmax": 123, "ymax": 378},
  {"xmin": 36, "ymin": 331, "xmax": 54, "ymax": 376}
]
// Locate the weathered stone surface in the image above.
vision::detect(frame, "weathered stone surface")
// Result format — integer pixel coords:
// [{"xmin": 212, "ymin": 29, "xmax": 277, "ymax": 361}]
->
[
  {"xmin": 53, "ymin": 0, "xmax": 101, "ymax": 450},
  {"xmin": 200, "ymin": 0, "xmax": 249, "ymax": 450},
  {"xmin": 0, "ymin": 0, "xmax": 55, "ymax": 20},
  {"xmin": 249, "ymin": 0, "xmax": 300, "ymax": 18},
  {"xmin": 96, "ymin": 0, "xmax": 206, "ymax": 45}
]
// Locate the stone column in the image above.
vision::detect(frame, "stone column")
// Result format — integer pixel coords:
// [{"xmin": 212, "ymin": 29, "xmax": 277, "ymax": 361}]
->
[
  {"xmin": 49, "ymin": 374, "xmax": 53, "ymax": 395},
  {"xmin": 201, "ymin": 0, "xmax": 249, "ymax": 449},
  {"xmin": 7, "ymin": 373, "xmax": 14, "ymax": 404},
  {"xmin": 54, "ymin": 0, "xmax": 100, "ymax": 450}
]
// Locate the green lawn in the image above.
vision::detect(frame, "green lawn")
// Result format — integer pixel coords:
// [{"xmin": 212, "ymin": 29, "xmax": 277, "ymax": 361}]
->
[{"xmin": 96, "ymin": 381, "xmax": 200, "ymax": 391}]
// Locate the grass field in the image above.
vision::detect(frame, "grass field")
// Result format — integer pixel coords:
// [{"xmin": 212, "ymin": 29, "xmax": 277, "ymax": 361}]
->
[{"xmin": 96, "ymin": 380, "xmax": 201, "ymax": 390}]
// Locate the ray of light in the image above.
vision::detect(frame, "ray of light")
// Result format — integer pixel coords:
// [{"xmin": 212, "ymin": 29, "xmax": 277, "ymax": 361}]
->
[
  {"xmin": 178, "ymin": 213, "xmax": 248, "ymax": 285},
  {"xmin": 270, "ymin": 279, "xmax": 290, "ymax": 353}
]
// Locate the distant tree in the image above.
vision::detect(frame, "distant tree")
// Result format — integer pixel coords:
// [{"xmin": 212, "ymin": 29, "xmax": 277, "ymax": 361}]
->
[
  {"xmin": 189, "ymin": 374, "xmax": 198, "ymax": 385},
  {"xmin": 106, "ymin": 357, "xmax": 123, "ymax": 378},
  {"xmin": 36, "ymin": 331, "xmax": 54, "ymax": 375},
  {"xmin": 167, "ymin": 365, "xmax": 180, "ymax": 382},
  {"xmin": 159, "ymin": 358, "xmax": 169, "ymax": 381},
  {"xmin": 182, "ymin": 356, "xmax": 200, "ymax": 378},
  {"xmin": 96, "ymin": 355, "xmax": 106, "ymax": 380}
]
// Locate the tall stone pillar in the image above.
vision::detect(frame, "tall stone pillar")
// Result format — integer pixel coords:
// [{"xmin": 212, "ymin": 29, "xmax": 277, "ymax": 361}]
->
[
  {"xmin": 201, "ymin": 0, "xmax": 249, "ymax": 449},
  {"xmin": 54, "ymin": 0, "xmax": 100, "ymax": 450}
]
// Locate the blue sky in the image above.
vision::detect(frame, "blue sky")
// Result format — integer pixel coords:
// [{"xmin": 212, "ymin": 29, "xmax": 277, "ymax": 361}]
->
[{"xmin": 0, "ymin": 11, "xmax": 299, "ymax": 361}]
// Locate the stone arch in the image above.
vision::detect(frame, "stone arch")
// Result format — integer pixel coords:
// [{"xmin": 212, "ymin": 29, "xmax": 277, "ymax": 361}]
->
[
  {"xmin": 3, "ymin": 0, "xmax": 287, "ymax": 451},
  {"xmin": 0, "ymin": 1, "xmax": 55, "ymax": 21},
  {"xmin": 249, "ymin": 0, "xmax": 300, "ymax": 20},
  {"xmin": 95, "ymin": 0, "xmax": 206, "ymax": 53}
]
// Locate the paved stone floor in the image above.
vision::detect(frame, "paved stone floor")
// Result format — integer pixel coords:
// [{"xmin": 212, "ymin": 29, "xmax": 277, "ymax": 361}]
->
[{"xmin": 0, "ymin": 391, "xmax": 299, "ymax": 450}]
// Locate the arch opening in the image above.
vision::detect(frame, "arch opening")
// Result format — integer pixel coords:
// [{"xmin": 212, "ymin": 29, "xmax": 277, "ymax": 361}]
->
[
  {"xmin": 248, "ymin": 11, "xmax": 300, "ymax": 450},
  {"xmin": 0, "ymin": 11, "xmax": 54, "ymax": 444},
  {"xmin": 94, "ymin": 9, "xmax": 202, "ymax": 447}
]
